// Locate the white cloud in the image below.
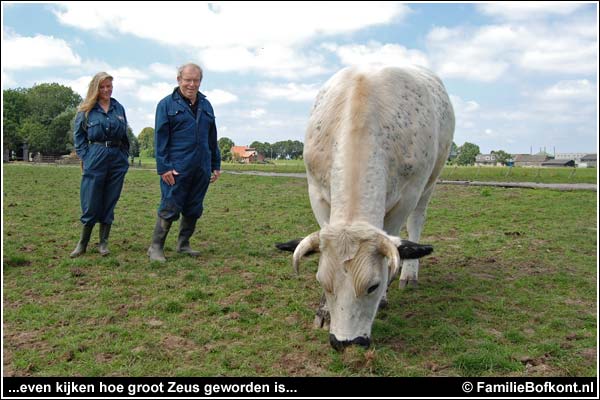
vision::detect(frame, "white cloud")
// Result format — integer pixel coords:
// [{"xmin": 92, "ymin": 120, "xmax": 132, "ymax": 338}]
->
[
  {"xmin": 2, "ymin": 72, "xmax": 16, "ymax": 88},
  {"xmin": 2, "ymin": 33, "xmax": 81, "ymax": 70},
  {"xmin": 449, "ymin": 95, "xmax": 480, "ymax": 114},
  {"xmin": 426, "ymin": 26, "xmax": 514, "ymax": 81},
  {"xmin": 135, "ymin": 82, "xmax": 174, "ymax": 103},
  {"xmin": 476, "ymin": 3, "xmax": 584, "ymax": 21},
  {"xmin": 52, "ymin": 3, "xmax": 409, "ymax": 78},
  {"xmin": 55, "ymin": 75, "xmax": 93, "ymax": 98},
  {"xmin": 53, "ymin": 3, "xmax": 409, "ymax": 48},
  {"xmin": 149, "ymin": 63, "xmax": 177, "ymax": 80},
  {"xmin": 516, "ymin": 36, "xmax": 598, "ymax": 75},
  {"xmin": 198, "ymin": 45, "xmax": 329, "ymax": 79},
  {"xmin": 541, "ymin": 80, "xmax": 596, "ymax": 101},
  {"xmin": 323, "ymin": 42, "xmax": 430, "ymax": 68},
  {"xmin": 426, "ymin": 19, "xmax": 598, "ymax": 81},
  {"xmin": 249, "ymin": 108, "xmax": 267, "ymax": 119},
  {"xmin": 127, "ymin": 107, "xmax": 155, "ymax": 134},
  {"xmin": 257, "ymin": 82, "xmax": 320, "ymax": 102},
  {"xmin": 449, "ymin": 95, "xmax": 482, "ymax": 132},
  {"xmin": 204, "ymin": 89, "xmax": 238, "ymax": 106}
]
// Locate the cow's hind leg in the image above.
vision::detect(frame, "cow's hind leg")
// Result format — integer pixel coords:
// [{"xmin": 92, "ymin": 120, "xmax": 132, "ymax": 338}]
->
[{"xmin": 399, "ymin": 185, "xmax": 435, "ymax": 289}]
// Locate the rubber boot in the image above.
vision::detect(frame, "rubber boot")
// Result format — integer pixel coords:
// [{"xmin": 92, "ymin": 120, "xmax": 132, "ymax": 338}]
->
[
  {"xmin": 98, "ymin": 224, "xmax": 111, "ymax": 256},
  {"xmin": 70, "ymin": 224, "xmax": 94, "ymax": 258},
  {"xmin": 176, "ymin": 216, "xmax": 201, "ymax": 256},
  {"xmin": 147, "ymin": 217, "xmax": 172, "ymax": 262}
]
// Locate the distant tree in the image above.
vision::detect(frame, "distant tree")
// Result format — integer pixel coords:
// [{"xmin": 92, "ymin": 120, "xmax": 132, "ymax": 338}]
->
[
  {"xmin": 26, "ymin": 83, "xmax": 82, "ymax": 126},
  {"xmin": 289, "ymin": 140, "xmax": 303, "ymax": 159},
  {"xmin": 3, "ymin": 88, "xmax": 30, "ymax": 152},
  {"xmin": 127, "ymin": 126, "xmax": 140, "ymax": 159},
  {"xmin": 18, "ymin": 118, "xmax": 48, "ymax": 154},
  {"xmin": 218, "ymin": 137, "xmax": 234, "ymax": 161},
  {"xmin": 448, "ymin": 141, "xmax": 458, "ymax": 163},
  {"xmin": 491, "ymin": 149, "xmax": 512, "ymax": 165},
  {"xmin": 138, "ymin": 127, "xmax": 155, "ymax": 158},
  {"xmin": 3, "ymin": 83, "xmax": 81, "ymax": 156},
  {"xmin": 270, "ymin": 141, "xmax": 285, "ymax": 159},
  {"xmin": 45, "ymin": 108, "xmax": 77, "ymax": 155},
  {"xmin": 250, "ymin": 141, "xmax": 268, "ymax": 157},
  {"xmin": 456, "ymin": 142, "xmax": 480, "ymax": 166}
]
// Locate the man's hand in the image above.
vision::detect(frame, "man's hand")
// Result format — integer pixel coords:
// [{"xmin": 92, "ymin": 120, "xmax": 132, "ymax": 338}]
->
[
  {"xmin": 161, "ymin": 170, "xmax": 179, "ymax": 186},
  {"xmin": 210, "ymin": 170, "xmax": 221, "ymax": 183}
]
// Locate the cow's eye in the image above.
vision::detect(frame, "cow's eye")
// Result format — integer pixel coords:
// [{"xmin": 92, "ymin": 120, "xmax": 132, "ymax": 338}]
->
[{"xmin": 367, "ymin": 284, "xmax": 380, "ymax": 294}]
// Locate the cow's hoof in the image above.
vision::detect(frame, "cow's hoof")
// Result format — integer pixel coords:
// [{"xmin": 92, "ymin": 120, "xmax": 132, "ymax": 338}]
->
[
  {"xmin": 313, "ymin": 314, "xmax": 330, "ymax": 330},
  {"xmin": 399, "ymin": 279, "xmax": 418, "ymax": 289}
]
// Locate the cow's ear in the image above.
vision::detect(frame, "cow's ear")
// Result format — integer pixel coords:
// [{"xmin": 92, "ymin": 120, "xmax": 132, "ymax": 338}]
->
[
  {"xmin": 275, "ymin": 239, "xmax": 303, "ymax": 252},
  {"xmin": 397, "ymin": 240, "xmax": 433, "ymax": 259}
]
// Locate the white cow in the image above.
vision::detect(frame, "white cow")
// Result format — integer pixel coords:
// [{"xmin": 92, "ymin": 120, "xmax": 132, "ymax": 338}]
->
[{"xmin": 280, "ymin": 65, "xmax": 454, "ymax": 350}]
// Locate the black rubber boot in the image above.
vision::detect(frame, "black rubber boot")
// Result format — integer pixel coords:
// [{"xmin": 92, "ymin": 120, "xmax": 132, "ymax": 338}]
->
[
  {"xmin": 70, "ymin": 224, "xmax": 94, "ymax": 258},
  {"xmin": 176, "ymin": 216, "xmax": 201, "ymax": 257},
  {"xmin": 147, "ymin": 217, "xmax": 172, "ymax": 262},
  {"xmin": 98, "ymin": 224, "xmax": 111, "ymax": 256}
]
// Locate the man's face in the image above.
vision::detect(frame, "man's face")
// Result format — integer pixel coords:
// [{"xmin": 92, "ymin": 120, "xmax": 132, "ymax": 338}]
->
[{"xmin": 177, "ymin": 67, "xmax": 201, "ymax": 99}]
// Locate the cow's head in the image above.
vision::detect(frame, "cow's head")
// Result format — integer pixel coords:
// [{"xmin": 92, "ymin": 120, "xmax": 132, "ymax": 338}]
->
[{"xmin": 293, "ymin": 222, "xmax": 432, "ymax": 350}]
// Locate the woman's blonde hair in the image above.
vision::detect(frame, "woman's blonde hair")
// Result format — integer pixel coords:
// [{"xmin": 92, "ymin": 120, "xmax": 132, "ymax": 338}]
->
[{"xmin": 78, "ymin": 72, "xmax": 113, "ymax": 115}]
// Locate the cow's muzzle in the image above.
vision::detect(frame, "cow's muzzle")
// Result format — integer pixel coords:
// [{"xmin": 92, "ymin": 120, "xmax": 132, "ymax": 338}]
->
[{"xmin": 329, "ymin": 334, "xmax": 371, "ymax": 351}]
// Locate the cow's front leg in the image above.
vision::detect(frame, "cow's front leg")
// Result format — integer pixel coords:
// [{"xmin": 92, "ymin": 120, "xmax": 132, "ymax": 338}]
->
[
  {"xmin": 399, "ymin": 259, "xmax": 419, "ymax": 288},
  {"xmin": 313, "ymin": 293, "xmax": 330, "ymax": 330}
]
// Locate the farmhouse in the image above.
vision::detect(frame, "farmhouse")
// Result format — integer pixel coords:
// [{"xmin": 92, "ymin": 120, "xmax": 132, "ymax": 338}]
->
[
  {"xmin": 555, "ymin": 152, "xmax": 587, "ymax": 164},
  {"xmin": 513, "ymin": 154, "xmax": 550, "ymax": 167},
  {"xmin": 230, "ymin": 146, "xmax": 264, "ymax": 163},
  {"xmin": 541, "ymin": 159, "xmax": 575, "ymax": 168},
  {"xmin": 475, "ymin": 153, "xmax": 500, "ymax": 166},
  {"xmin": 579, "ymin": 154, "xmax": 597, "ymax": 168}
]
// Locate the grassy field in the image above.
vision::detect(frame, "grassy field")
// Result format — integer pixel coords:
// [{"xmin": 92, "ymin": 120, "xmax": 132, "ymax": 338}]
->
[
  {"xmin": 3, "ymin": 164, "xmax": 597, "ymax": 377},
  {"xmin": 135, "ymin": 157, "xmax": 596, "ymax": 183},
  {"xmin": 136, "ymin": 157, "xmax": 306, "ymax": 173},
  {"xmin": 439, "ymin": 165, "xmax": 597, "ymax": 184}
]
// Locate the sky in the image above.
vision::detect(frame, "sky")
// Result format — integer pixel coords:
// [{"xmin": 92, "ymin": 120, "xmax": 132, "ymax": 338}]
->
[{"xmin": 2, "ymin": 2, "xmax": 598, "ymax": 155}]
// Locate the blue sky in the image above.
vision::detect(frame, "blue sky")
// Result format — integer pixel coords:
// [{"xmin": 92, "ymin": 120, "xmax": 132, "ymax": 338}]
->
[{"xmin": 2, "ymin": 2, "xmax": 598, "ymax": 154}]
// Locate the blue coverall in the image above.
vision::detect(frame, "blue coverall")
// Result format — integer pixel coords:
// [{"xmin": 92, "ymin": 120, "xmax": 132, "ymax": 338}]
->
[
  {"xmin": 154, "ymin": 88, "xmax": 221, "ymax": 221},
  {"xmin": 74, "ymin": 99, "xmax": 130, "ymax": 226}
]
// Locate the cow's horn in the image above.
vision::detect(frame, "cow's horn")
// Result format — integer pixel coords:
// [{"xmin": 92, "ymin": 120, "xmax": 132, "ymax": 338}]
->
[
  {"xmin": 377, "ymin": 234, "xmax": 401, "ymax": 281},
  {"xmin": 292, "ymin": 231, "xmax": 320, "ymax": 275}
]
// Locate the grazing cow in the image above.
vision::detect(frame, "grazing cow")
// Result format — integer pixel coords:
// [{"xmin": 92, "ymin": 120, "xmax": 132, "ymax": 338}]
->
[{"xmin": 277, "ymin": 65, "xmax": 455, "ymax": 350}]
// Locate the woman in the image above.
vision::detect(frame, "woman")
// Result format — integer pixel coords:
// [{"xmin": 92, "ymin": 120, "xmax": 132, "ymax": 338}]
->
[{"xmin": 70, "ymin": 72, "xmax": 130, "ymax": 258}]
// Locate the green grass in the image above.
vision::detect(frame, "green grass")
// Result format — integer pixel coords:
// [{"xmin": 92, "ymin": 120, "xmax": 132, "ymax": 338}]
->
[
  {"xmin": 3, "ymin": 164, "xmax": 597, "ymax": 377},
  {"xmin": 136, "ymin": 157, "xmax": 306, "ymax": 173},
  {"xmin": 439, "ymin": 165, "xmax": 597, "ymax": 184}
]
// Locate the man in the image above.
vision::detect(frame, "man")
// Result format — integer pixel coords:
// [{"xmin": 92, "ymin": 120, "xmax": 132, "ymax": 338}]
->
[{"xmin": 148, "ymin": 63, "xmax": 221, "ymax": 262}]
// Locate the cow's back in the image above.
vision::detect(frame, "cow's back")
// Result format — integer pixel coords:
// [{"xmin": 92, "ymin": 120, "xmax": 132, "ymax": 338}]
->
[{"xmin": 304, "ymin": 66, "xmax": 454, "ymax": 225}]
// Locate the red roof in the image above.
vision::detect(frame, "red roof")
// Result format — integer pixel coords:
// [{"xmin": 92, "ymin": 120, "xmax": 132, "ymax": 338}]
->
[{"xmin": 231, "ymin": 146, "xmax": 257, "ymax": 159}]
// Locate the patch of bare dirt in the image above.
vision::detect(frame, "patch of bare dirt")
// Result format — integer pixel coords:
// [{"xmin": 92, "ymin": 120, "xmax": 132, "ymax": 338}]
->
[
  {"xmin": 579, "ymin": 348, "xmax": 596, "ymax": 361},
  {"xmin": 3, "ymin": 327, "xmax": 53, "ymax": 376},
  {"xmin": 519, "ymin": 354, "xmax": 563, "ymax": 376},
  {"xmin": 273, "ymin": 350, "xmax": 329, "ymax": 376}
]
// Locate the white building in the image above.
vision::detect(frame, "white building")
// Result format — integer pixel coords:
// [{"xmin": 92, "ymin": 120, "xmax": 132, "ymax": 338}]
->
[
  {"xmin": 555, "ymin": 153, "xmax": 587, "ymax": 163},
  {"xmin": 475, "ymin": 154, "xmax": 499, "ymax": 166}
]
